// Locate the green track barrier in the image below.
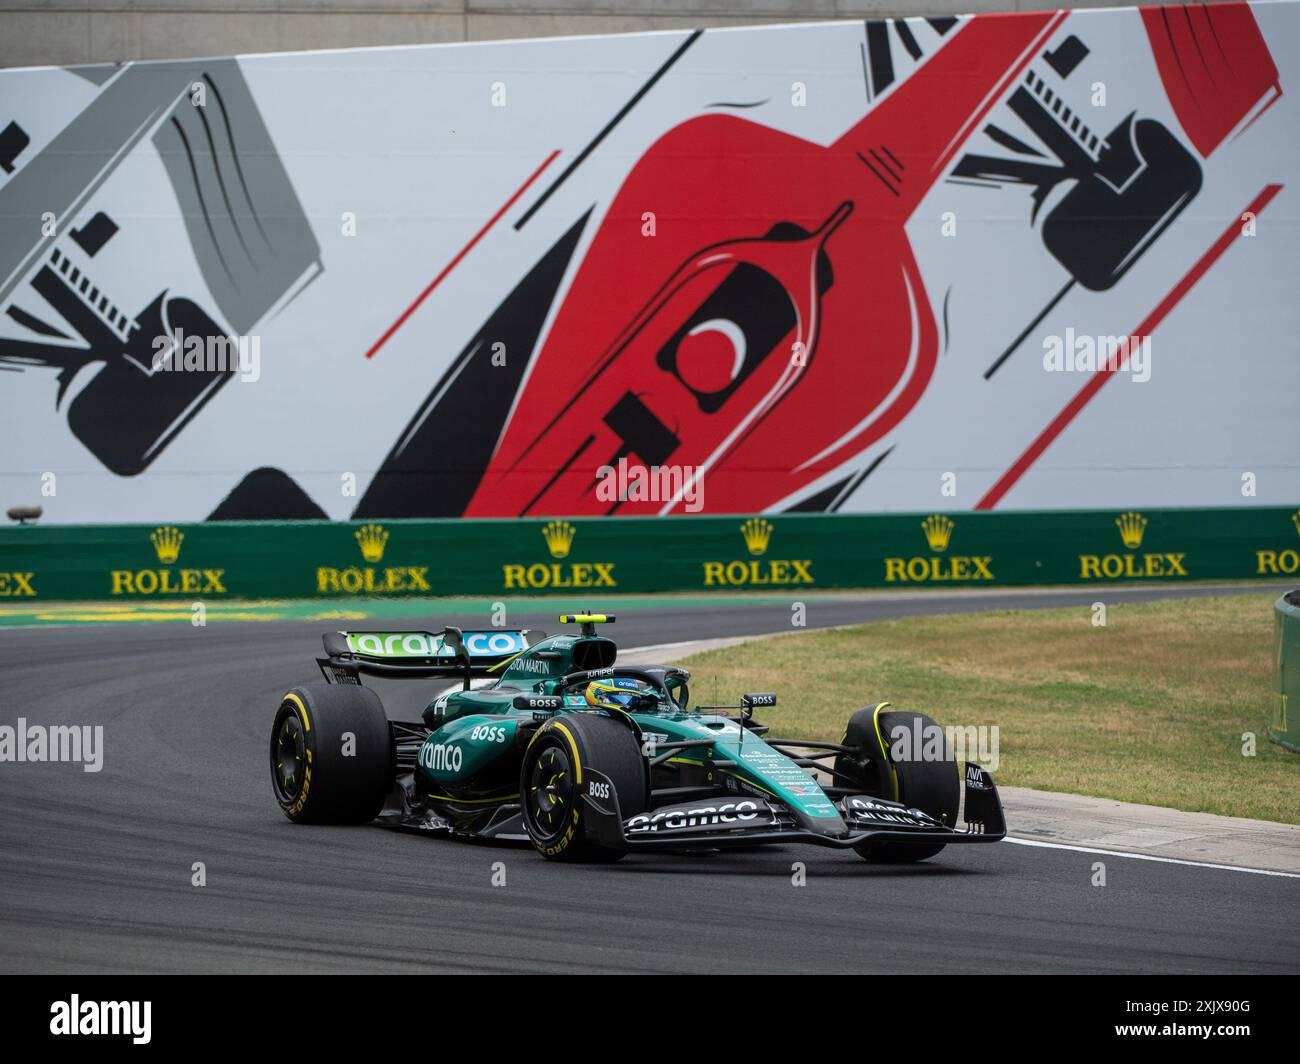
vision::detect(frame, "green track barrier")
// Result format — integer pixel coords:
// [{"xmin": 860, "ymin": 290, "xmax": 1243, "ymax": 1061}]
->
[
  {"xmin": 0, "ymin": 506, "xmax": 1297, "ymax": 602},
  {"xmin": 1272, "ymin": 591, "xmax": 1300, "ymax": 753}
]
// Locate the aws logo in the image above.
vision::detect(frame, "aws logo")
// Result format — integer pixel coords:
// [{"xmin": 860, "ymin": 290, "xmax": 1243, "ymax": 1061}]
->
[
  {"xmin": 317, "ymin": 523, "xmax": 430, "ymax": 594},
  {"xmin": 1255, "ymin": 509, "xmax": 1300, "ymax": 576},
  {"xmin": 883, "ymin": 515, "xmax": 993, "ymax": 582},
  {"xmin": 502, "ymin": 520, "xmax": 617, "ymax": 590},
  {"xmin": 702, "ymin": 518, "xmax": 814, "ymax": 586},
  {"xmin": 110, "ymin": 526, "xmax": 227, "ymax": 595},
  {"xmin": 1079, "ymin": 511, "xmax": 1187, "ymax": 579}
]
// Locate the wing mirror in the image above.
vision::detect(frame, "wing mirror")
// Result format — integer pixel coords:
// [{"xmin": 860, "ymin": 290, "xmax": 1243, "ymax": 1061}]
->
[{"xmin": 741, "ymin": 693, "xmax": 776, "ymax": 710}]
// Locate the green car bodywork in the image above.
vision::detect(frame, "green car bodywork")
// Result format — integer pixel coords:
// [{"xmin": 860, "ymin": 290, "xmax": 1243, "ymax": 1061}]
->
[
  {"xmin": 279, "ymin": 615, "xmax": 1007, "ymax": 861},
  {"xmin": 416, "ymin": 630, "xmax": 843, "ymax": 827}
]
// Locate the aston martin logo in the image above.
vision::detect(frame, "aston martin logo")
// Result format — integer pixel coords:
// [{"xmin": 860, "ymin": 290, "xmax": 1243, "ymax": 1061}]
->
[
  {"xmin": 542, "ymin": 520, "xmax": 576, "ymax": 559},
  {"xmin": 355, "ymin": 523, "xmax": 389, "ymax": 563},
  {"xmin": 921, "ymin": 514, "xmax": 954, "ymax": 553},
  {"xmin": 150, "ymin": 526, "xmax": 183, "ymax": 564},
  {"xmin": 1116, "ymin": 511, "xmax": 1147, "ymax": 550},
  {"xmin": 740, "ymin": 518, "xmax": 773, "ymax": 557}
]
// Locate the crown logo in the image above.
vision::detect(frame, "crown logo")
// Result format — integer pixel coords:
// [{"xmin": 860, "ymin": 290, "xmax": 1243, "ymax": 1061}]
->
[
  {"xmin": 921, "ymin": 514, "xmax": 954, "ymax": 553},
  {"xmin": 355, "ymin": 523, "xmax": 389, "ymax": 563},
  {"xmin": 542, "ymin": 520, "xmax": 576, "ymax": 559},
  {"xmin": 1115, "ymin": 511, "xmax": 1147, "ymax": 550},
  {"xmin": 150, "ymin": 526, "xmax": 184, "ymax": 564},
  {"xmin": 1291, "ymin": 510, "xmax": 1300, "ymax": 539},
  {"xmin": 740, "ymin": 517, "xmax": 773, "ymax": 557}
]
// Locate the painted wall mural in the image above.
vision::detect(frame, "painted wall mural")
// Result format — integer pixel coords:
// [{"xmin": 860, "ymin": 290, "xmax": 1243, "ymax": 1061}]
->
[{"xmin": 0, "ymin": 3, "xmax": 1296, "ymax": 522}]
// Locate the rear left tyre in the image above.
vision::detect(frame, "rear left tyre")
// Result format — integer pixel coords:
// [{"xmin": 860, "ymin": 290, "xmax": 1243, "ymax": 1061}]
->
[{"xmin": 270, "ymin": 684, "xmax": 393, "ymax": 824}]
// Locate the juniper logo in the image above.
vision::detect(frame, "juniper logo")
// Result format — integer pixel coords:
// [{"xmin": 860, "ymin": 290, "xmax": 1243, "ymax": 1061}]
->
[
  {"xmin": 150, "ymin": 525, "xmax": 183, "ymax": 564},
  {"xmin": 740, "ymin": 517, "xmax": 773, "ymax": 557},
  {"xmin": 1116, "ymin": 511, "xmax": 1148, "ymax": 549},
  {"xmin": 542, "ymin": 520, "xmax": 576, "ymax": 559},
  {"xmin": 884, "ymin": 514, "xmax": 992, "ymax": 582},
  {"xmin": 50, "ymin": 995, "xmax": 150, "ymax": 1044},
  {"xmin": 355, "ymin": 523, "xmax": 388, "ymax": 563}
]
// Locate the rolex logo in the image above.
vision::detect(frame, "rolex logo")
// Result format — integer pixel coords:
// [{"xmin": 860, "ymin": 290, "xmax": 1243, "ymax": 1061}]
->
[
  {"xmin": 355, "ymin": 523, "xmax": 389, "ymax": 564},
  {"xmin": 740, "ymin": 518, "xmax": 773, "ymax": 557},
  {"xmin": 542, "ymin": 520, "xmax": 575, "ymax": 559},
  {"xmin": 921, "ymin": 514, "xmax": 954, "ymax": 553},
  {"xmin": 1116, "ymin": 511, "xmax": 1147, "ymax": 550},
  {"xmin": 1291, "ymin": 509, "xmax": 1300, "ymax": 539},
  {"xmin": 150, "ymin": 526, "xmax": 183, "ymax": 564}
]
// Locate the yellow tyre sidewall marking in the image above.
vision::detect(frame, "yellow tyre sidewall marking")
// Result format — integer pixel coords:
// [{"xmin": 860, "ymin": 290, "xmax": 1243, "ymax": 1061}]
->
[
  {"xmin": 534, "ymin": 719, "xmax": 584, "ymax": 854},
  {"xmin": 871, "ymin": 702, "xmax": 899, "ymax": 802},
  {"xmin": 281, "ymin": 692, "xmax": 313, "ymax": 815}
]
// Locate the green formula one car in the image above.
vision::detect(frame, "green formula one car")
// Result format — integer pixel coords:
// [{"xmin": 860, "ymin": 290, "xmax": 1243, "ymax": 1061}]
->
[{"xmin": 269, "ymin": 614, "xmax": 1005, "ymax": 862}]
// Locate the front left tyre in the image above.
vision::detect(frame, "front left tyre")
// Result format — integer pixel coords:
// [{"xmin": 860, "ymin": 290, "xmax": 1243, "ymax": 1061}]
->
[
  {"xmin": 270, "ymin": 684, "xmax": 393, "ymax": 824},
  {"xmin": 521, "ymin": 713, "xmax": 647, "ymax": 862},
  {"xmin": 836, "ymin": 703, "xmax": 960, "ymax": 864}
]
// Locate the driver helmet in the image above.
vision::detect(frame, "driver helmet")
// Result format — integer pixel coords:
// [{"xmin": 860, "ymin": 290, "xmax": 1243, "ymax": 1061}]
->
[{"xmin": 584, "ymin": 676, "xmax": 648, "ymax": 711}]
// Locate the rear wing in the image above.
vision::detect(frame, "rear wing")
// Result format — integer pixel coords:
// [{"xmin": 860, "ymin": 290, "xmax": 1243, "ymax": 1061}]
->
[{"xmin": 317, "ymin": 627, "xmax": 541, "ymax": 687}]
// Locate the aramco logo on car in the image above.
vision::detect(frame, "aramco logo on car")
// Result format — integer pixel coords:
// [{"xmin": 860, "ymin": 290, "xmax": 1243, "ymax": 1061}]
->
[{"xmin": 501, "ymin": 521, "xmax": 617, "ymax": 590}]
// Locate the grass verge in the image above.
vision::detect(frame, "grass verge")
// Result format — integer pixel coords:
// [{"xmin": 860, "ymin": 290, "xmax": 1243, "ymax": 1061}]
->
[{"xmin": 678, "ymin": 593, "xmax": 1297, "ymax": 824}]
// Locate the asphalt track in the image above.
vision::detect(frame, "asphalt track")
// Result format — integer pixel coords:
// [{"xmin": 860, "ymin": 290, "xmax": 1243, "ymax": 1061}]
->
[{"xmin": 1, "ymin": 584, "xmax": 1296, "ymax": 973}]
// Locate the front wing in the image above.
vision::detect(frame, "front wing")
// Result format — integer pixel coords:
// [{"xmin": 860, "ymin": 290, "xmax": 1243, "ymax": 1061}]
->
[{"xmin": 581, "ymin": 764, "xmax": 1007, "ymax": 852}]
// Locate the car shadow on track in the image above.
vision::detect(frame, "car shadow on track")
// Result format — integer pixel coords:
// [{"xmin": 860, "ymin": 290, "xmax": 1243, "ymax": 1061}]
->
[{"xmin": 604, "ymin": 849, "xmax": 986, "ymax": 879}]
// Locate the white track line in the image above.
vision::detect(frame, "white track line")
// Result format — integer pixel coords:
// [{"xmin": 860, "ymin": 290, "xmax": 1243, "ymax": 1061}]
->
[{"xmin": 1005, "ymin": 836, "xmax": 1300, "ymax": 879}]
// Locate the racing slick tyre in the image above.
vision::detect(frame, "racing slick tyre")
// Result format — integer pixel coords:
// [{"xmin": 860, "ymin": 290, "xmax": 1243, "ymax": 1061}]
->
[
  {"xmin": 835, "ymin": 703, "xmax": 960, "ymax": 864},
  {"xmin": 270, "ymin": 684, "xmax": 393, "ymax": 824},
  {"xmin": 521, "ymin": 713, "xmax": 648, "ymax": 862}
]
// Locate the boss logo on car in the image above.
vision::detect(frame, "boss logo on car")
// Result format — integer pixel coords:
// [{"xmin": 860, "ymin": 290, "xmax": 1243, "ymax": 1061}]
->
[
  {"xmin": 588, "ymin": 780, "xmax": 611, "ymax": 799},
  {"xmin": 469, "ymin": 724, "xmax": 508, "ymax": 743},
  {"xmin": 626, "ymin": 800, "xmax": 764, "ymax": 833}
]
